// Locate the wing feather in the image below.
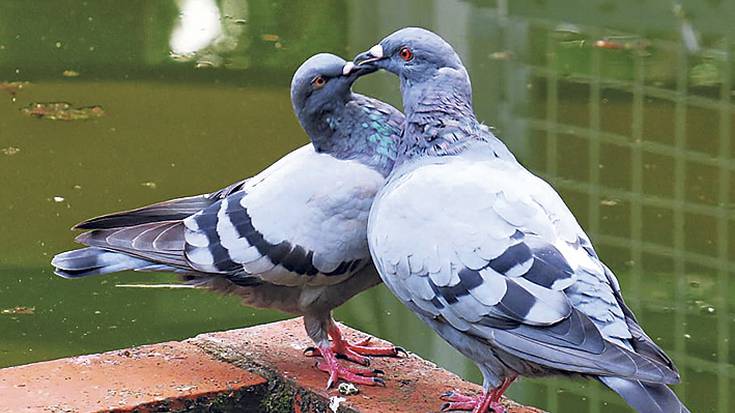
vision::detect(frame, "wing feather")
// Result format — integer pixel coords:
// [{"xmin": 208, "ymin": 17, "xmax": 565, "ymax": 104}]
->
[
  {"xmin": 183, "ymin": 146, "xmax": 383, "ymax": 287},
  {"xmin": 370, "ymin": 154, "xmax": 679, "ymax": 384}
]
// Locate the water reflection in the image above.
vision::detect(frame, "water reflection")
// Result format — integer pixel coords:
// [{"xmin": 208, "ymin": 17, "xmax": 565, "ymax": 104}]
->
[
  {"xmin": 170, "ymin": 0, "xmax": 251, "ymax": 69},
  {"xmin": 170, "ymin": 0, "xmax": 223, "ymax": 56},
  {"xmin": 0, "ymin": 1, "xmax": 732, "ymax": 412}
]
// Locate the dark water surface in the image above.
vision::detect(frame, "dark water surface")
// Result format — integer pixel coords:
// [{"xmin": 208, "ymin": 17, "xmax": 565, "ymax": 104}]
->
[{"xmin": 1, "ymin": 1, "xmax": 733, "ymax": 412}]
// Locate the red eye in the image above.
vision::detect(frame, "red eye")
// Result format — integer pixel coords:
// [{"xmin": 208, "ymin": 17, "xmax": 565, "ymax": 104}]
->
[
  {"xmin": 399, "ymin": 47, "xmax": 413, "ymax": 61},
  {"xmin": 312, "ymin": 75, "xmax": 326, "ymax": 88}
]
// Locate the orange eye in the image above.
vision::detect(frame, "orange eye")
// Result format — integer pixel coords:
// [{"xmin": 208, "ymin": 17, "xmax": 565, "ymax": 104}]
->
[
  {"xmin": 312, "ymin": 75, "xmax": 327, "ymax": 89},
  {"xmin": 399, "ymin": 47, "xmax": 413, "ymax": 61}
]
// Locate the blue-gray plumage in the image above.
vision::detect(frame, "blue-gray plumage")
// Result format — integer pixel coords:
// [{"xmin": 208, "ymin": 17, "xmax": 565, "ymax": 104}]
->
[
  {"xmin": 352, "ymin": 28, "xmax": 688, "ymax": 413},
  {"xmin": 52, "ymin": 53, "xmax": 405, "ymax": 388}
]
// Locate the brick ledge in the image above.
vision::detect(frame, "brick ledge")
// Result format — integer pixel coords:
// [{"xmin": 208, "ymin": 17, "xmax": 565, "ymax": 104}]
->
[{"xmin": 1, "ymin": 318, "xmax": 544, "ymax": 413}]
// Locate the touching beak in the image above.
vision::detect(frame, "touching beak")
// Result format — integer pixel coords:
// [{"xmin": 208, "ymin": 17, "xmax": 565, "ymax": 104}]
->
[
  {"xmin": 353, "ymin": 44, "xmax": 386, "ymax": 66},
  {"xmin": 341, "ymin": 61, "xmax": 378, "ymax": 78}
]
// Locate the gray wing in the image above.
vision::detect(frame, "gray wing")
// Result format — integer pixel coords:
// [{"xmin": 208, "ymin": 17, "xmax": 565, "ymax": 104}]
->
[
  {"xmin": 184, "ymin": 145, "xmax": 384, "ymax": 287},
  {"xmin": 369, "ymin": 154, "xmax": 679, "ymax": 384},
  {"xmin": 65, "ymin": 146, "xmax": 382, "ymax": 288},
  {"xmin": 65, "ymin": 177, "xmax": 250, "ymax": 270},
  {"xmin": 73, "ymin": 179, "xmax": 248, "ymax": 230},
  {"xmin": 66, "ymin": 177, "xmax": 250, "ymax": 272}
]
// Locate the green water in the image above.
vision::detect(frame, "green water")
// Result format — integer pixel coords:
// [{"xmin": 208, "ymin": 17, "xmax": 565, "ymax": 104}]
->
[{"xmin": 1, "ymin": 1, "xmax": 733, "ymax": 412}]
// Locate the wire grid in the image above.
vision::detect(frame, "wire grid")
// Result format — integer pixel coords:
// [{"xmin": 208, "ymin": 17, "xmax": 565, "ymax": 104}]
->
[{"xmin": 497, "ymin": 16, "xmax": 733, "ymax": 412}]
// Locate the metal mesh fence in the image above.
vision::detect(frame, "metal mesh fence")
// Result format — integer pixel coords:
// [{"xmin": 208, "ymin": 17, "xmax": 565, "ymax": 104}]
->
[{"xmin": 499, "ymin": 14, "xmax": 733, "ymax": 413}]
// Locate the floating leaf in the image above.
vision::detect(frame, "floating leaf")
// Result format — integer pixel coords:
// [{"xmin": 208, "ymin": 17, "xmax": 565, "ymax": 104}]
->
[
  {"xmin": 1, "ymin": 306, "xmax": 35, "ymax": 315},
  {"xmin": 62, "ymin": 70, "xmax": 80, "ymax": 77},
  {"xmin": 1, "ymin": 147, "xmax": 20, "ymax": 156},
  {"xmin": 594, "ymin": 39, "xmax": 626, "ymax": 50},
  {"xmin": 21, "ymin": 102, "xmax": 105, "ymax": 121},
  {"xmin": 260, "ymin": 34, "xmax": 280, "ymax": 42},
  {"xmin": 0, "ymin": 81, "xmax": 30, "ymax": 95},
  {"xmin": 594, "ymin": 36, "xmax": 651, "ymax": 53}
]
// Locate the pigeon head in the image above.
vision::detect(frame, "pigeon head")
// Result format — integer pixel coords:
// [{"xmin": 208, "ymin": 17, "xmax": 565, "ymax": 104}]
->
[
  {"xmin": 352, "ymin": 27, "xmax": 465, "ymax": 82},
  {"xmin": 290, "ymin": 53, "xmax": 401, "ymax": 176},
  {"xmin": 290, "ymin": 53, "xmax": 375, "ymax": 124},
  {"xmin": 351, "ymin": 28, "xmax": 491, "ymax": 162}
]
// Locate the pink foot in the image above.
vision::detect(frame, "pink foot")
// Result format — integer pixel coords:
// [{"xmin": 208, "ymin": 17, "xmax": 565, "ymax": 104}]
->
[
  {"xmin": 440, "ymin": 391, "xmax": 506, "ymax": 413},
  {"xmin": 439, "ymin": 377, "xmax": 515, "ymax": 413},
  {"xmin": 440, "ymin": 391, "xmax": 483, "ymax": 412},
  {"xmin": 314, "ymin": 344, "xmax": 385, "ymax": 389},
  {"xmin": 305, "ymin": 326, "xmax": 406, "ymax": 366},
  {"xmin": 342, "ymin": 336, "xmax": 407, "ymax": 357}
]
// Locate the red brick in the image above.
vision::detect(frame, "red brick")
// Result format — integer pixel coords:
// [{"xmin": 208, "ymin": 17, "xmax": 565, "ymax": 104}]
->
[
  {"xmin": 0, "ymin": 318, "xmax": 544, "ymax": 413},
  {"xmin": 0, "ymin": 341, "xmax": 266, "ymax": 412},
  {"xmin": 190, "ymin": 317, "xmax": 544, "ymax": 413}
]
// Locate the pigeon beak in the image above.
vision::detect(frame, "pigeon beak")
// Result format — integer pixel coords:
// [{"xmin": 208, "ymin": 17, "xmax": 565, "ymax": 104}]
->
[
  {"xmin": 341, "ymin": 61, "xmax": 378, "ymax": 79},
  {"xmin": 353, "ymin": 44, "xmax": 386, "ymax": 66},
  {"xmin": 342, "ymin": 62, "xmax": 356, "ymax": 76}
]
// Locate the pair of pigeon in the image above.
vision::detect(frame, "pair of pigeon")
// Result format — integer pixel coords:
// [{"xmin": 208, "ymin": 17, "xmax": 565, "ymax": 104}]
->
[{"xmin": 54, "ymin": 28, "xmax": 688, "ymax": 413}]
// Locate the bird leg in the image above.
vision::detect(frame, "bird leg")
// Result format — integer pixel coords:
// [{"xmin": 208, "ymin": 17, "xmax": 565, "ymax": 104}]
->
[
  {"xmin": 440, "ymin": 377, "xmax": 515, "ymax": 413},
  {"xmin": 314, "ymin": 342, "xmax": 386, "ymax": 389},
  {"xmin": 305, "ymin": 323, "xmax": 406, "ymax": 366}
]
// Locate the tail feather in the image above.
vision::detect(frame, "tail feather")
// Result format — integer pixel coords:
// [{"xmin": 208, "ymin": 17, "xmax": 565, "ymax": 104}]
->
[
  {"xmin": 600, "ymin": 377, "xmax": 690, "ymax": 413},
  {"xmin": 54, "ymin": 179, "xmax": 251, "ymax": 279},
  {"xmin": 74, "ymin": 195, "xmax": 214, "ymax": 230},
  {"xmin": 74, "ymin": 221, "xmax": 189, "ymax": 268},
  {"xmin": 73, "ymin": 178, "xmax": 248, "ymax": 230},
  {"xmin": 52, "ymin": 247, "xmax": 163, "ymax": 278}
]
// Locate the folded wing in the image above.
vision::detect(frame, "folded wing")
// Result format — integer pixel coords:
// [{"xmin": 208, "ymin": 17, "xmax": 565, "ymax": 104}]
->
[{"xmin": 369, "ymin": 154, "xmax": 679, "ymax": 384}]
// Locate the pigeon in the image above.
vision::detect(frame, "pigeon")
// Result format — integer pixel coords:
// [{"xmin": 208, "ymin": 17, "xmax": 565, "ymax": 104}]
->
[
  {"xmin": 351, "ymin": 28, "xmax": 689, "ymax": 413},
  {"xmin": 52, "ymin": 53, "xmax": 406, "ymax": 388}
]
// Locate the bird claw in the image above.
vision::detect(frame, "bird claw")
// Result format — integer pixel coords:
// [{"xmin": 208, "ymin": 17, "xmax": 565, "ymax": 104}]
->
[
  {"xmin": 306, "ymin": 336, "xmax": 402, "ymax": 366},
  {"xmin": 437, "ymin": 390, "xmax": 482, "ymax": 411},
  {"xmin": 353, "ymin": 336, "xmax": 372, "ymax": 346},
  {"xmin": 338, "ymin": 339, "xmax": 406, "ymax": 358},
  {"xmin": 304, "ymin": 345, "xmax": 370, "ymax": 366},
  {"xmin": 316, "ymin": 359, "xmax": 386, "ymax": 389},
  {"xmin": 437, "ymin": 386, "xmax": 510, "ymax": 412},
  {"xmin": 308, "ymin": 325, "xmax": 403, "ymax": 388},
  {"xmin": 440, "ymin": 390, "xmax": 477, "ymax": 403},
  {"xmin": 439, "ymin": 400, "xmax": 480, "ymax": 411},
  {"xmin": 336, "ymin": 351, "xmax": 371, "ymax": 366}
]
